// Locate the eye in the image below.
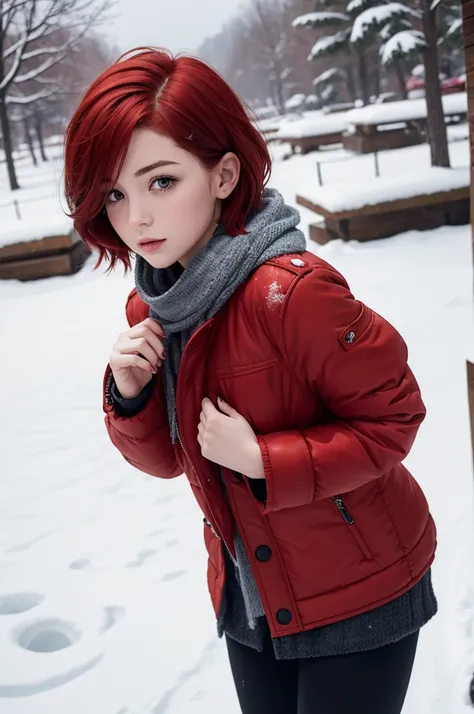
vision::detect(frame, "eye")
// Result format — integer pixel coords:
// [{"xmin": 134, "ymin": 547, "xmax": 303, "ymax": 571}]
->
[
  {"xmin": 106, "ymin": 189, "xmax": 123, "ymax": 204},
  {"xmin": 150, "ymin": 175, "xmax": 177, "ymax": 192}
]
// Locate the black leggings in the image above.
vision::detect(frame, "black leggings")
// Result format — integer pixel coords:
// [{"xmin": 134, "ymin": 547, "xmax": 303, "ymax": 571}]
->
[{"xmin": 226, "ymin": 627, "xmax": 419, "ymax": 714}]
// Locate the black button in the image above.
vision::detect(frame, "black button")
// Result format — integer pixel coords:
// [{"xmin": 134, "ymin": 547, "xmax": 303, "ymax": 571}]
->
[
  {"xmin": 344, "ymin": 331, "xmax": 356, "ymax": 344},
  {"xmin": 276, "ymin": 608, "xmax": 293, "ymax": 625},
  {"xmin": 255, "ymin": 545, "xmax": 272, "ymax": 562}
]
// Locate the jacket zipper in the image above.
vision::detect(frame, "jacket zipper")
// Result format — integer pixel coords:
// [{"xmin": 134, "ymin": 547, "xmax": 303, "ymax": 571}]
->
[
  {"xmin": 332, "ymin": 496, "xmax": 373, "ymax": 560},
  {"xmin": 332, "ymin": 496, "xmax": 354, "ymax": 524},
  {"xmin": 175, "ymin": 419, "xmax": 221, "ymax": 541}
]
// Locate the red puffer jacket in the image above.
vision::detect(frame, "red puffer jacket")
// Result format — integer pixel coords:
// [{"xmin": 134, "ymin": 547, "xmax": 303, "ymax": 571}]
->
[{"xmin": 103, "ymin": 252, "xmax": 436, "ymax": 638}]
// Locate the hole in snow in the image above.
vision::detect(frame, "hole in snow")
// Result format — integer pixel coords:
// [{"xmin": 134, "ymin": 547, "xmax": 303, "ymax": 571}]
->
[
  {"xmin": 161, "ymin": 569, "xmax": 186, "ymax": 582},
  {"xmin": 0, "ymin": 593, "xmax": 44, "ymax": 615},
  {"xmin": 17, "ymin": 619, "xmax": 81, "ymax": 653},
  {"xmin": 100, "ymin": 606, "xmax": 125, "ymax": 633},
  {"xmin": 69, "ymin": 558, "xmax": 91, "ymax": 570}
]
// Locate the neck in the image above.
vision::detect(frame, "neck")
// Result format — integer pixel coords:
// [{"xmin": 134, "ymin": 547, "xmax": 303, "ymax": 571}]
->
[{"xmin": 179, "ymin": 202, "xmax": 222, "ymax": 268}]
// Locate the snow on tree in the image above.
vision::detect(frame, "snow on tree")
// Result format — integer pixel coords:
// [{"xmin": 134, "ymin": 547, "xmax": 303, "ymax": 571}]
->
[
  {"xmin": 445, "ymin": 17, "xmax": 462, "ymax": 39},
  {"xmin": 346, "ymin": 0, "xmax": 374, "ymax": 12},
  {"xmin": 309, "ymin": 29, "xmax": 352, "ymax": 60},
  {"xmin": 351, "ymin": 3, "xmax": 418, "ymax": 44},
  {"xmin": 380, "ymin": 29, "xmax": 426, "ymax": 65},
  {"xmin": 293, "ymin": 12, "xmax": 349, "ymax": 29},
  {"xmin": 313, "ymin": 66, "xmax": 346, "ymax": 86},
  {"xmin": 0, "ymin": 0, "xmax": 112, "ymax": 191}
]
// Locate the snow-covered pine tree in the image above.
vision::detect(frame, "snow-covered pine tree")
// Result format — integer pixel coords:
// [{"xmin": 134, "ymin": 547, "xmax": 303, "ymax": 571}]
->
[
  {"xmin": 293, "ymin": 0, "xmax": 418, "ymax": 104},
  {"xmin": 378, "ymin": 7, "xmax": 426, "ymax": 98},
  {"xmin": 436, "ymin": 0, "xmax": 464, "ymax": 77}
]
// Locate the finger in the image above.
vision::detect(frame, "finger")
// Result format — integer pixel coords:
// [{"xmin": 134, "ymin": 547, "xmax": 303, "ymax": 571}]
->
[
  {"xmin": 120, "ymin": 336, "xmax": 160, "ymax": 369},
  {"xmin": 110, "ymin": 351, "xmax": 155, "ymax": 374},
  {"xmin": 129, "ymin": 325, "xmax": 166, "ymax": 360},
  {"xmin": 198, "ymin": 422, "xmax": 205, "ymax": 439},
  {"xmin": 201, "ymin": 398, "xmax": 217, "ymax": 418},
  {"xmin": 217, "ymin": 397, "xmax": 240, "ymax": 419},
  {"xmin": 142, "ymin": 317, "xmax": 164, "ymax": 337}
]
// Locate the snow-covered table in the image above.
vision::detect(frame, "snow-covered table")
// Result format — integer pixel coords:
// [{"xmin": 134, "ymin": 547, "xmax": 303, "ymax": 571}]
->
[
  {"xmin": 342, "ymin": 92, "xmax": 467, "ymax": 154},
  {"xmin": 296, "ymin": 166, "xmax": 470, "ymax": 244},
  {"xmin": 275, "ymin": 112, "xmax": 348, "ymax": 153}
]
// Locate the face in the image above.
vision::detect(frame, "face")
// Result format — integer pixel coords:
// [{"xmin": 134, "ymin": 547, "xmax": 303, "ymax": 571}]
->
[{"xmin": 104, "ymin": 127, "xmax": 240, "ymax": 268}]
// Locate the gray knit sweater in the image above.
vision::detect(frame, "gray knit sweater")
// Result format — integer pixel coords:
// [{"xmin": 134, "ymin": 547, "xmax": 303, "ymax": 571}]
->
[
  {"xmin": 111, "ymin": 380, "xmax": 438, "ymax": 659},
  {"xmin": 218, "ymin": 549, "xmax": 437, "ymax": 659}
]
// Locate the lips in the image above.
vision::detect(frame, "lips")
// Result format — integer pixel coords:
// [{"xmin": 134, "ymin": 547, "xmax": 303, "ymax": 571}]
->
[{"xmin": 138, "ymin": 238, "xmax": 166, "ymax": 253}]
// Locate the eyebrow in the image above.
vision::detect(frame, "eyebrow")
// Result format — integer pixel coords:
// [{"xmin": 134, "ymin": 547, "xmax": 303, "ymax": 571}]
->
[
  {"xmin": 101, "ymin": 160, "xmax": 179, "ymax": 187},
  {"xmin": 134, "ymin": 160, "xmax": 179, "ymax": 177}
]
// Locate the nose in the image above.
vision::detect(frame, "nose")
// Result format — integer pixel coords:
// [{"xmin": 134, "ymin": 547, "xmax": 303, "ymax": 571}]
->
[{"xmin": 128, "ymin": 198, "xmax": 153, "ymax": 231}]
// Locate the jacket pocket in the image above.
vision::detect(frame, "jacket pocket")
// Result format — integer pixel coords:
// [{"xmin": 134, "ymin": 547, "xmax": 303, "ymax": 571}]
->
[{"xmin": 332, "ymin": 496, "xmax": 374, "ymax": 561}]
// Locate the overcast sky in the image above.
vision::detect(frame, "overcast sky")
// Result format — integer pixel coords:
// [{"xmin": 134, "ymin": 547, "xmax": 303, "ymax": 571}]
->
[{"xmin": 105, "ymin": 0, "xmax": 249, "ymax": 55}]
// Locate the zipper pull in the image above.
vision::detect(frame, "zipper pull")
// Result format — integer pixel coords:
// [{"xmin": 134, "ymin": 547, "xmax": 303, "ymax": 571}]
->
[
  {"xmin": 333, "ymin": 496, "xmax": 354, "ymax": 525},
  {"xmin": 203, "ymin": 518, "xmax": 220, "ymax": 539}
]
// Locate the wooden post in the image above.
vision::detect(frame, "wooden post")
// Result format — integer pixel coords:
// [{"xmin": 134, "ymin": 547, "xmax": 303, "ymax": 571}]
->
[
  {"xmin": 316, "ymin": 161, "xmax": 323, "ymax": 186},
  {"xmin": 462, "ymin": 1, "xmax": 474, "ymax": 703},
  {"xmin": 13, "ymin": 199, "xmax": 21, "ymax": 220},
  {"xmin": 374, "ymin": 151, "xmax": 380, "ymax": 178}
]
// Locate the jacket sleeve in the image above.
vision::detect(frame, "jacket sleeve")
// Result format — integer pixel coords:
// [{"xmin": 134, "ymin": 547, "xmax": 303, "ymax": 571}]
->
[
  {"xmin": 103, "ymin": 366, "xmax": 181, "ymax": 479},
  {"xmin": 103, "ymin": 291, "xmax": 181, "ymax": 480},
  {"xmin": 254, "ymin": 265, "xmax": 426, "ymax": 514}
]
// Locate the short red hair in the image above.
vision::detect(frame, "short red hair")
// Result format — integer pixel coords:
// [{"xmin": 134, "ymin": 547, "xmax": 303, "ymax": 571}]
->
[{"xmin": 64, "ymin": 47, "xmax": 272, "ymax": 271}]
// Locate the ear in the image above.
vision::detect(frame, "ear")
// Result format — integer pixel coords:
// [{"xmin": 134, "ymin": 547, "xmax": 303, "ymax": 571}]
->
[{"xmin": 214, "ymin": 152, "xmax": 240, "ymax": 200}]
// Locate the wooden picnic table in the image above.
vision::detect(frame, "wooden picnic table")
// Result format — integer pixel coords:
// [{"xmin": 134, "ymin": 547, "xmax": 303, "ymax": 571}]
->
[
  {"xmin": 296, "ymin": 182, "xmax": 470, "ymax": 244},
  {"xmin": 342, "ymin": 93, "xmax": 468, "ymax": 154}
]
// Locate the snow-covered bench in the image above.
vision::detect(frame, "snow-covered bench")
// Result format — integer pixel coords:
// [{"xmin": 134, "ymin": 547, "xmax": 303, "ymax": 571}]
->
[
  {"xmin": 296, "ymin": 166, "xmax": 470, "ymax": 244},
  {"xmin": 342, "ymin": 93, "xmax": 468, "ymax": 154},
  {"xmin": 0, "ymin": 223, "xmax": 90, "ymax": 281}
]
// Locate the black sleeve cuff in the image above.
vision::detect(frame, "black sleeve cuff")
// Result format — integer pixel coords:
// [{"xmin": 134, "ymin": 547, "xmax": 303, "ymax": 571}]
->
[{"xmin": 111, "ymin": 376, "xmax": 156, "ymax": 417}]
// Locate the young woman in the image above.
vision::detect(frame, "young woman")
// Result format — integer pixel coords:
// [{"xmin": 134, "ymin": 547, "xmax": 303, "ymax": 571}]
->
[{"xmin": 64, "ymin": 47, "xmax": 437, "ymax": 714}]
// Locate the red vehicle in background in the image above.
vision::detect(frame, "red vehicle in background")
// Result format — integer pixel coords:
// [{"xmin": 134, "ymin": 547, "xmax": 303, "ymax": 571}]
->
[{"xmin": 406, "ymin": 64, "xmax": 466, "ymax": 97}]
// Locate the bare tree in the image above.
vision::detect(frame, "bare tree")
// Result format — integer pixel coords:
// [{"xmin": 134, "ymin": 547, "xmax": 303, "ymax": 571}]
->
[
  {"xmin": 240, "ymin": 0, "xmax": 298, "ymax": 113},
  {"xmin": 0, "ymin": 0, "xmax": 112, "ymax": 191},
  {"xmin": 8, "ymin": 28, "xmax": 117, "ymax": 163}
]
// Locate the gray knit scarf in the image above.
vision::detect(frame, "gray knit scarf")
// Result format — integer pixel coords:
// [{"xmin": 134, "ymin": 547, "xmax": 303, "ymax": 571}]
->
[{"xmin": 134, "ymin": 187, "xmax": 306, "ymax": 444}]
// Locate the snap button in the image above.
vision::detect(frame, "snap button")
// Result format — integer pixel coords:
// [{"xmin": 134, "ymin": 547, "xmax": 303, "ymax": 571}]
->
[
  {"xmin": 255, "ymin": 545, "xmax": 272, "ymax": 562},
  {"xmin": 276, "ymin": 608, "xmax": 293, "ymax": 625},
  {"xmin": 344, "ymin": 331, "xmax": 356, "ymax": 344},
  {"xmin": 291, "ymin": 258, "xmax": 305, "ymax": 267}
]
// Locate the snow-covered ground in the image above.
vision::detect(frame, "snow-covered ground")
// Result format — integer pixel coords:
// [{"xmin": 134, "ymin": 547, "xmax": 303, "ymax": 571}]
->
[{"xmin": 1, "ymin": 132, "xmax": 474, "ymax": 713}]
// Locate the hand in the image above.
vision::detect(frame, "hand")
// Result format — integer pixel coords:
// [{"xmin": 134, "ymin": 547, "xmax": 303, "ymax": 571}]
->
[
  {"xmin": 197, "ymin": 397, "xmax": 265, "ymax": 479},
  {"xmin": 109, "ymin": 318, "xmax": 166, "ymax": 400}
]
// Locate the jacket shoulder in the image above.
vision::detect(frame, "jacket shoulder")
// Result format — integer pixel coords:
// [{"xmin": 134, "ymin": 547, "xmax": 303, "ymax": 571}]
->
[
  {"xmin": 248, "ymin": 251, "xmax": 349, "ymax": 309},
  {"xmin": 125, "ymin": 288, "xmax": 149, "ymax": 327}
]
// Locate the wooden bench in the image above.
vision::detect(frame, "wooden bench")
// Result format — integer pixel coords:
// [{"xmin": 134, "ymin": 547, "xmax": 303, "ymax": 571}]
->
[
  {"xmin": 0, "ymin": 230, "xmax": 91, "ymax": 281},
  {"xmin": 279, "ymin": 131, "xmax": 345, "ymax": 154},
  {"xmin": 296, "ymin": 185, "xmax": 470, "ymax": 244}
]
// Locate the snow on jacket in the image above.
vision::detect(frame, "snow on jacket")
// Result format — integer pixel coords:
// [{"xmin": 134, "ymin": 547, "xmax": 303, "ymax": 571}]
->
[{"xmin": 103, "ymin": 252, "xmax": 437, "ymax": 638}]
